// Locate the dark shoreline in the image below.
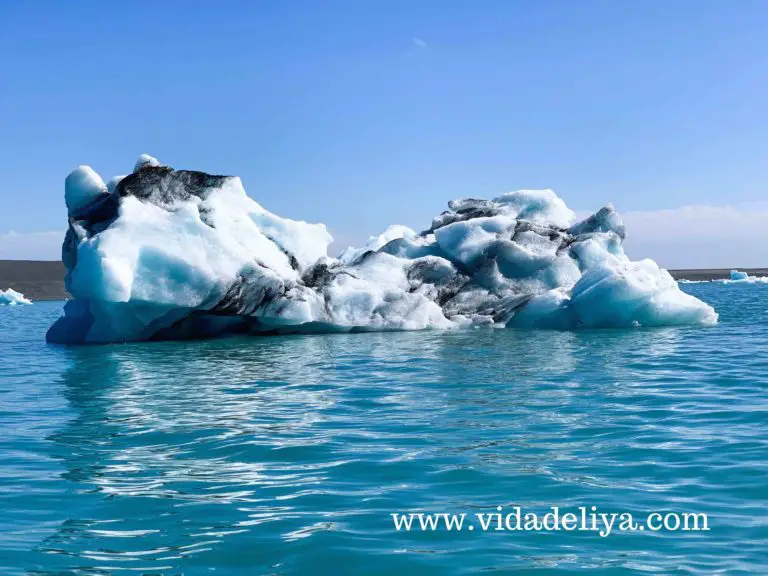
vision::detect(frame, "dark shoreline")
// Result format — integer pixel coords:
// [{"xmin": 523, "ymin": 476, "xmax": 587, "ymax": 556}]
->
[
  {"xmin": 666, "ymin": 268, "xmax": 768, "ymax": 282},
  {"xmin": 0, "ymin": 260, "xmax": 69, "ymax": 301},
  {"xmin": 1, "ymin": 260, "xmax": 766, "ymax": 302}
]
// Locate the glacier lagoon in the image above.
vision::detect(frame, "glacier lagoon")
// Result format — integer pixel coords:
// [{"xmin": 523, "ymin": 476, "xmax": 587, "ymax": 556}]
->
[
  {"xmin": 5, "ymin": 155, "xmax": 763, "ymax": 574},
  {"xmin": 1, "ymin": 281, "xmax": 767, "ymax": 574},
  {"xmin": 47, "ymin": 155, "xmax": 715, "ymax": 344}
]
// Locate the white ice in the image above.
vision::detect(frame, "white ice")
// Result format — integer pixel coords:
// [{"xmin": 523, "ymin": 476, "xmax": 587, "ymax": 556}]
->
[
  {"xmin": 0, "ymin": 288, "xmax": 32, "ymax": 306},
  {"xmin": 47, "ymin": 155, "xmax": 718, "ymax": 344},
  {"xmin": 65, "ymin": 166, "xmax": 108, "ymax": 216},
  {"xmin": 338, "ymin": 225, "xmax": 417, "ymax": 264},
  {"xmin": 133, "ymin": 153, "xmax": 161, "ymax": 172},
  {"xmin": 726, "ymin": 271, "xmax": 768, "ymax": 283}
]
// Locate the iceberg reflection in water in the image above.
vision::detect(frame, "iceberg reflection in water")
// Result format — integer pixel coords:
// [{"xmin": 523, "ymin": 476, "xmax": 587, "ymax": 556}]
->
[{"xmin": 0, "ymin": 288, "xmax": 752, "ymax": 574}]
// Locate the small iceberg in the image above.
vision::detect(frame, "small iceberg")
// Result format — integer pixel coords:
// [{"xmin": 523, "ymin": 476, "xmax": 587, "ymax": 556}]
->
[
  {"xmin": 0, "ymin": 288, "xmax": 32, "ymax": 306},
  {"xmin": 726, "ymin": 270, "xmax": 768, "ymax": 284},
  {"xmin": 47, "ymin": 155, "xmax": 718, "ymax": 344},
  {"xmin": 730, "ymin": 270, "xmax": 750, "ymax": 281},
  {"xmin": 681, "ymin": 270, "xmax": 768, "ymax": 284}
]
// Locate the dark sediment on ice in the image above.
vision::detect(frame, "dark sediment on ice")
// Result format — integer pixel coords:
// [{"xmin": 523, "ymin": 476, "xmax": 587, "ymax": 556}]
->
[{"xmin": 1, "ymin": 259, "xmax": 765, "ymax": 302}]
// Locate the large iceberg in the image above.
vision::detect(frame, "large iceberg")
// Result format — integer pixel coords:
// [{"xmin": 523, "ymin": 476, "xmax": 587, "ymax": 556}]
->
[
  {"xmin": 47, "ymin": 155, "xmax": 717, "ymax": 344},
  {"xmin": 1, "ymin": 288, "xmax": 32, "ymax": 306}
]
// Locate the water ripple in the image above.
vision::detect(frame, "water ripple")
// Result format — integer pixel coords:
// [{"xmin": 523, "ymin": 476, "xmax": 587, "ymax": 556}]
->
[{"xmin": 0, "ymin": 283, "xmax": 766, "ymax": 574}]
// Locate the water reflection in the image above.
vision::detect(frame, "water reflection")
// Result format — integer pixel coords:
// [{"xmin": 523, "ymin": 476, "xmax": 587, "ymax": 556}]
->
[{"xmin": 32, "ymin": 326, "xmax": 705, "ymax": 575}]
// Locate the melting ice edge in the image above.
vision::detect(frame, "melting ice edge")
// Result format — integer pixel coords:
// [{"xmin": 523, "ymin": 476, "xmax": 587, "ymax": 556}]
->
[{"xmin": 47, "ymin": 154, "xmax": 717, "ymax": 344}]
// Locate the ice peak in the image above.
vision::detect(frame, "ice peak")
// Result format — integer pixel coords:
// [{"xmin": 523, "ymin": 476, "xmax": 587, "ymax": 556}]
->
[
  {"xmin": 64, "ymin": 165, "xmax": 108, "ymax": 217},
  {"xmin": 133, "ymin": 154, "xmax": 161, "ymax": 173}
]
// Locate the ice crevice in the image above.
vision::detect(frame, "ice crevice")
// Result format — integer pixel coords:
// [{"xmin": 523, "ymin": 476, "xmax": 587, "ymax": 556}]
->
[{"xmin": 46, "ymin": 155, "xmax": 717, "ymax": 344}]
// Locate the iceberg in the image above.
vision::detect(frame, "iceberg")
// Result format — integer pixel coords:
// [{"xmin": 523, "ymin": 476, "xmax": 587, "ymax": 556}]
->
[
  {"xmin": 1, "ymin": 288, "xmax": 32, "ymax": 306},
  {"xmin": 681, "ymin": 270, "xmax": 768, "ymax": 284},
  {"xmin": 727, "ymin": 270, "xmax": 768, "ymax": 283},
  {"xmin": 47, "ymin": 155, "xmax": 717, "ymax": 344},
  {"xmin": 730, "ymin": 270, "xmax": 749, "ymax": 281}
]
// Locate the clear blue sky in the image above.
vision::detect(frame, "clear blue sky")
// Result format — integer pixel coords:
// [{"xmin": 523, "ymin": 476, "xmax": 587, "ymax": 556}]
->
[{"xmin": 2, "ymin": 0, "xmax": 767, "ymax": 265}]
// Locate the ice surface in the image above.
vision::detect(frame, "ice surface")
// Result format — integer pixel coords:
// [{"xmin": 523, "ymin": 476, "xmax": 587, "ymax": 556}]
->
[
  {"xmin": 106, "ymin": 175, "xmax": 126, "ymax": 194},
  {"xmin": 133, "ymin": 154, "xmax": 161, "ymax": 172},
  {"xmin": 65, "ymin": 166, "xmax": 108, "ymax": 216},
  {"xmin": 47, "ymin": 155, "xmax": 718, "ymax": 344},
  {"xmin": 0, "ymin": 288, "xmax": 32, "ymax": 306},
  {"xmin": 338, "ymin": 225, "xmax": 417, "ymax": 264}
]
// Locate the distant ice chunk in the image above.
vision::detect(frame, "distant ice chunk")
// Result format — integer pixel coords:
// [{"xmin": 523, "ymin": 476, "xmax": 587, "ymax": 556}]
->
[
  {"xmin": 47, "ymin": 155, "xmax": 718, "ymax": 344},
  {"xmin": 679, "ymin": 270, "xmax": 768, "ymax": 284},
  {"xmin": 0, "ymin": 288, "xmax": 32, "ymax": 306},
  {"xmin": 730, "ymin": 270, "xmax": 749, "ymax": 281},
  {"xmin": 65, "ymin": 166, "xmax": 108, "ymax": 216},
  {"xmin": 722, "ymin": 270, "xmax": 768, "ymax": 284}
]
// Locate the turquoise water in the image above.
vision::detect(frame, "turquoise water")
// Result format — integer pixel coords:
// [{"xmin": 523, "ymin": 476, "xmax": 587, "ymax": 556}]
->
[{"xmin": 1, "ymin": 283, "xmax": 766, "ymax": 575}]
